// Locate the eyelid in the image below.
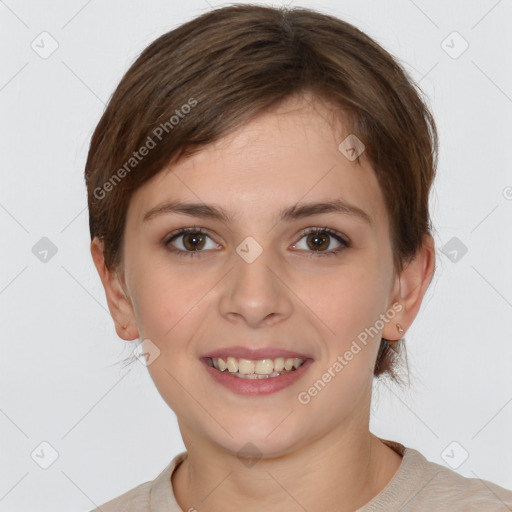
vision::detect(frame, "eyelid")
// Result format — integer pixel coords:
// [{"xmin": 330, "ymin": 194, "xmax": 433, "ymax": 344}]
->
[
  {"xmin": 164, "ymin": 227, "xmax": 220, "ymax": 255},
  {"xmin": 291, "ymin": 227, "xmax": 350, "ymax": 257},
  {"xmin": 164, "ymin": 226, "xmax": 213, "ymax": 244},
  {"xmin": 164, "ymin": 226, "xmax": 350, "ymax": 257},
  {"xmin": 296, "ymin": 226, "xmax": 350, "ymax": 245}
]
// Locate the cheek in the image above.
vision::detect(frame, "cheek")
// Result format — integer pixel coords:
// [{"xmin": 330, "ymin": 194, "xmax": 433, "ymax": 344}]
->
[
  {"xmin": 300, "ymin": 263, "xmax": 390, "ymax": 396},
  {"xmin": 301, "ymin": 262, "xmax": 385, "ymax": 336},
  {"xmin": 126, "ymin": 256, "xmax": 195, "ymax": 339}
]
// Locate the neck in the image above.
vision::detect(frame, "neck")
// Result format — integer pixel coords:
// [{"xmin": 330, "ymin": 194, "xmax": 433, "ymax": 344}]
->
[{"xmin": 171, "ymin": 426, "xmax": 402, "ymax": 512}]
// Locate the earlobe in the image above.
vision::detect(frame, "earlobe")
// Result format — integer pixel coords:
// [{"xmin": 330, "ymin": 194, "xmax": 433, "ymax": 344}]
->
[
  {"xmin": 382, "ymin": 234, "xmax": 436, "ymax": 341},
  {"xmin": 90, "ymin": 237, "xmax": 139, "ymax": 341}
]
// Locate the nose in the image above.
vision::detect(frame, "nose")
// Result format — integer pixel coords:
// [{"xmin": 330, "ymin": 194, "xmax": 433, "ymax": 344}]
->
[{"xmin": 218, "ymin": 242, "xmax": 293, "ymax": 329}]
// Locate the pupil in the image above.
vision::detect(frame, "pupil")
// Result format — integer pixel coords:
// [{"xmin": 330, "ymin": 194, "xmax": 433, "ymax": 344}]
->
[
  {"xmin": 308, "ymin": 233, "xmax": 328, "ymax": 250},
  {"xmin": 184, "ymin": 232, "xmax": 205, "ymax": 251}
]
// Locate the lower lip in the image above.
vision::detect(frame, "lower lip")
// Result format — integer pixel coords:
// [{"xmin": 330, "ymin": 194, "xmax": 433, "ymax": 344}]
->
[{"xmin": 201, "ymin": 358, "xmax": 314, "ymax": 396}]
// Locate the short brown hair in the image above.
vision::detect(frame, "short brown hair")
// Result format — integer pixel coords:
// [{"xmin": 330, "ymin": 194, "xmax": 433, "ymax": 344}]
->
[{"xmin": 85, "ymin": 4, "xmax": 438, "ymax": 383}]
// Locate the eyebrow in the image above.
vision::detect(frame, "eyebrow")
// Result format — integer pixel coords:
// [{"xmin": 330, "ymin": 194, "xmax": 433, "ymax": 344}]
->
[{"xmin": 142, "ymin": 198, "xmax": 372, "ymax": 226}]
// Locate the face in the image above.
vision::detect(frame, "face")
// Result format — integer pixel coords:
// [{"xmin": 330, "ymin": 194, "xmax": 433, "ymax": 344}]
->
[{"xmin": 113, "ymin": 94, "xmax": 403, "ymax": 457}]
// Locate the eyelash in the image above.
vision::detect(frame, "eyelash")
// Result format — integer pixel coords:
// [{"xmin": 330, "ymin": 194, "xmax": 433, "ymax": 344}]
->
[{"xmin": 164, "ymin": 226, "xmax": 350, "ymax": 258}]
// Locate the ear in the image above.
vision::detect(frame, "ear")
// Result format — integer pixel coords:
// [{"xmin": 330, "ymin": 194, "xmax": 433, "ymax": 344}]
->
[
  {"xmin": 90, "ymin": 237, "xmax": 139, "ymax": 341},
  {"xmin": 382, "ymin": 234, "xmax": 436, "ymax": 341}
]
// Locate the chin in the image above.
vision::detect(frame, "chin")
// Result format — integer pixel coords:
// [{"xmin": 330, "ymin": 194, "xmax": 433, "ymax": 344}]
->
[{"xmin": 210, "ymin": 421, "xmax": 304, "ymax": 460}]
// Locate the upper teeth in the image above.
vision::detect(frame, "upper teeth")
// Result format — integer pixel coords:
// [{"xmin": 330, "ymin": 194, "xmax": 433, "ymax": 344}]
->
[{"xmin": 210, "ymin": 357, "xmax": 305, "ymax": 375}]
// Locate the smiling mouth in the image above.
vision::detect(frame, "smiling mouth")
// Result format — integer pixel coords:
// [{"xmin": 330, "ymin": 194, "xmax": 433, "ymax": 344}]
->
[{"xmin": 205, "ymin": 356, "xmax": 306, "ymax": 379}]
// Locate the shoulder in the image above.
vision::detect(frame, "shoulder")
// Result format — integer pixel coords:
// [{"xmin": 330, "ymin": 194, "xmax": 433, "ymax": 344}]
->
[
  {"xmin": 403, "ymin": 446, "xmax": 511, "ymax": 510},
  {"xmin": 414, "ymin": 457, "xmax": 512, "ymax": 510},
  {"xmin": 89, "ymin": 480, "xmax": 152, "ymax": 512},
  {"xmin": 87, "ymin": 451, "xmax": 187, "ymax": 512},
  {"xmin": 365, "ymin": 440, "xmax": 512, "ymax": 511}
]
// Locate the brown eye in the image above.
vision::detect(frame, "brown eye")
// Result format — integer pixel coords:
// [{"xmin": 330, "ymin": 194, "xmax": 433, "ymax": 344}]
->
[
  {"xmin": 292, "ymin": 227, "xmax": 349, "ymax": 257},
  {"xmin": 182, "ymin": 231, "xmax": 206, "ymax": 251},
  {"xmin": 165, "ymin": 228, "xmax": 218, "ymax": 256},
  {"xmin": 305, "ymin": 232, "xmax": 330, "ymax": 251}
]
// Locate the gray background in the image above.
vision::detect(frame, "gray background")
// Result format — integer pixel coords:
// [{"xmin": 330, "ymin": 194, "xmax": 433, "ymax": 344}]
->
[{"xmin": 1, "ymin": 0, "xmax": 511, "ymax": 510}]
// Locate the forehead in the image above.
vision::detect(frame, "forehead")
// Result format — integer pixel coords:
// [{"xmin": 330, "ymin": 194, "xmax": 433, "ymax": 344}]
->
[{"xmin": 127, "ymin": 95, "xmax": 388, "ymax": 232}]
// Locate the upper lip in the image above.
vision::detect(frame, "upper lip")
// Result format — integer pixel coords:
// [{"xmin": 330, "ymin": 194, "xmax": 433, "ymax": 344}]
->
[{"xmin": 202, "ymin": 345, "xmax": 313, "ymax": 361}]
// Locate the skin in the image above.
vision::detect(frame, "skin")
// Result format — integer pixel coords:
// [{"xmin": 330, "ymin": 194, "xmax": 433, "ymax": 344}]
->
[{"xmin": 91, "ymin": 93, "xmax": 435, "ymax": 512}]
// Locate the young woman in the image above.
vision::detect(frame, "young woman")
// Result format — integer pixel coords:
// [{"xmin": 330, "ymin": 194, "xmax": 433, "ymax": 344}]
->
[{"xmin": 85, "ymin": 4, "xmax": 512, "ymax": 511}]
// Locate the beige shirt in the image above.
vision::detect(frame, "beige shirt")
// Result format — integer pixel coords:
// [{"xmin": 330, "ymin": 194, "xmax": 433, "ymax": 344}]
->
[{"xmin": 90, "ymin": 439, "xmax": 512, "ymax": 511}]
